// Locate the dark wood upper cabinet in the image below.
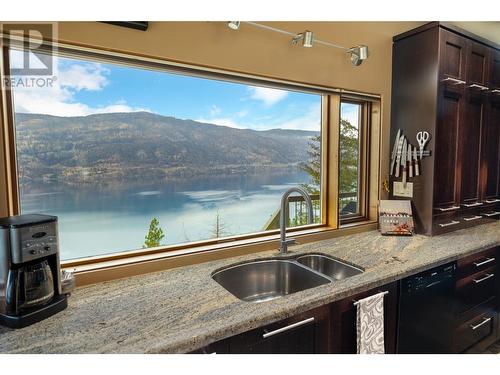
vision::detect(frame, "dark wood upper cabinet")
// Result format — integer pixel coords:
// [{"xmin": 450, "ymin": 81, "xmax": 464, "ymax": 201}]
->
[
  {"xmin": 460, "ymin": 93, "xmax": 486, "ymax": 206},
  {"xmin": 439, "ymin": 29, "xmax": 467, "ymax": 83},
  {"xmin": 466, "ymin": 41, "xmax": 490, "ymax": 89},
  {"xmin": 488, "ymin": 48, "xmax": 500, "ymax": 91},
  {"xmin": 481, "ymin": 99, "xmax": 500, "ymax": 202},
  {"xmin": 391, "ymin": 22, "xmax": 500, "ymax": 235},
  {"xmin": 434, "ymin": 89, "xmax": 462, "ymax": 210}
]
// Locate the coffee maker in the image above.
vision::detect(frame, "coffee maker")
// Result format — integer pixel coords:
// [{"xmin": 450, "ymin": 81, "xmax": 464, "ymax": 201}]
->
[{"xmin": 0, "ymin": 214, "xmax": 67, "ymax": 328}]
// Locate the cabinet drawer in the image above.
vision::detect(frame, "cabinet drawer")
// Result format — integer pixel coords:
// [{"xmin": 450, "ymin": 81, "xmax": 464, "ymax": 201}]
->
[
  {"xmin": 458, "ymin": 207, "xmax": 486, "ymax": 229},
  {"xmin": 453, "ymin": 304, "xmax": 496, "ymax": 353},
  {"xmin": 228, "ymin": 305, "xmax": 330, "ymax": 354},
  {"xmin": 480, "ymin": 202, "xmax": 500, "ymax": 222},
  {"xmin": 457, "ymin": 247, "xmax": 497, "ymax": 279},
  {"xmin": 456, "ymin": 266, "xmax": 496, "ymax": 313},
  {"xmin": 432, "ymin": 212, "xmax": 461, "ymax": 235}
]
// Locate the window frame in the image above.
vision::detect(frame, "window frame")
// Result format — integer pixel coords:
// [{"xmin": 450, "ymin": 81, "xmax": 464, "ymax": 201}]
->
[
  {"xmin": 0, "ymin": 35, "xmax": 380, "ymax": 283},
  {"xmin": 338, "ymin": 98, "xmax": 371, "ymax": 224}
]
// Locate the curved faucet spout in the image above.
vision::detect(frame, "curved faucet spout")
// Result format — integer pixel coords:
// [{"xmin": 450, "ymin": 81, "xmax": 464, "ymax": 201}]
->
[{"xmin": 279, "ymin": 186, "xmax": 314, "ymax": 255}]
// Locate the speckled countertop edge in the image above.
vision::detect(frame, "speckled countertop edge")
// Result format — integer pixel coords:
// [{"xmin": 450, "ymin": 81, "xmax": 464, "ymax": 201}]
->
[{"xmin": 0, "ymin": 222, "xmax": 499, "ymax": 354}]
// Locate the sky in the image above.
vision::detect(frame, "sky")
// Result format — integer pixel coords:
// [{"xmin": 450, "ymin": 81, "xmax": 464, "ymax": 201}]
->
[{"xmin": 10, "ymin": 49, "xmax": 358, "ymax": 132}]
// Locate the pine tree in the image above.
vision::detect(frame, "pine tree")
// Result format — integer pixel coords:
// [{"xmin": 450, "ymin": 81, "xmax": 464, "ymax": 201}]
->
[
  {"xmin": 143, "ymin": 217, "xmax": 165, "ymax": 248},
  {"xmin": 211, "ymin": 210, "xmax": 228, "ymax": 238}
]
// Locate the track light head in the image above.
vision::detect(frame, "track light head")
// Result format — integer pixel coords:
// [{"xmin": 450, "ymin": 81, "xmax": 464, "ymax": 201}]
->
[
  {"xmin": 302, "ymin": 30, "xmax": 314, "ymax": 47},
  {"xmin": 348, "ymin": 45, "xmax": 369, "ymax": 66},
  {"xmin": 292, "ymin": 30, "xmax": 314, "ymax": 47},
  {"xmin": 227, "ymin": 21, "xmax": 240, "ymax": 30}
]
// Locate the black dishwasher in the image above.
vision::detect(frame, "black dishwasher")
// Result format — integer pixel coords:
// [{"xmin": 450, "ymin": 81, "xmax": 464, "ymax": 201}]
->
[{"xmin": 397, "ymin": 262, "xmax": 457, "ymax": 353}]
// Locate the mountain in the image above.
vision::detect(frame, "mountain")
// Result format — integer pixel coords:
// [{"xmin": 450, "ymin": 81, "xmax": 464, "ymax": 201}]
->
[{"xmin": 14, "ymin": 112, "xmax": 319, "ymax": 183}]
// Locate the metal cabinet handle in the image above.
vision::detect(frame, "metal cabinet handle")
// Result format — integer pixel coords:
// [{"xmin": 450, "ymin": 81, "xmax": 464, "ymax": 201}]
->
[
  {"xmin": 473, "ymin": 257, "xmax": 495, "ymax": 267},
  {"xmin": 492, "ymin": 89, "xmax": 500, "ymax": 94},
  {"xmin": 468, "ymin": 83, "xmax": 489, "ymax": 91},
  {"xmin": 473, "ymin": 273, "xmax": 494, "ymax": 284},
  {"xmin": 441, "ymin": 77, "xmax": 466, "ymax": 85},
  {"xmin": 436, "ymin": 205, "xmax": 460, "ymax": 212},
  {"xmin": 438, "ymin": 220, "xmax": 460, "ymax": 227},
  {"xmin": 262, "ymin": 317, "xmax": 315, "ymax": 338},
  {"xmin": 462, "ymin": 202, "xmax": 483, "ymax": 207},
  {"xmin": 470, "ymin": 317, "xmax": 492, "ymax": 331},
  {"xmin": 483, "ymin": 212, "xmax": 500, "ymax": 217},
  {"xmin": 485, "ymin": 198, "xmax": 500, "ymax": 203},
  {"xmin": 463, "ymin": 215, "xmax": 482, "ymax": 221}
]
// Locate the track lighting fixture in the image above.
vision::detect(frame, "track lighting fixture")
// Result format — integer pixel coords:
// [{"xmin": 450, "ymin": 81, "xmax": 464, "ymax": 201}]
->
[
  {"xmin": 227, "ymin": 21, "xmax": 240, "ymax": 30},
  {"xmin": 348, "ymin": 45, "xmax": 369, "ymax": 66},
  {"xmin": 225, "ymin": 22, "xmax": 369, "ymax": 66}
]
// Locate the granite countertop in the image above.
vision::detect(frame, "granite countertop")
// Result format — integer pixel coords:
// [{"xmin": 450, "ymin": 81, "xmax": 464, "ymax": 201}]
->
[{"xmin": 1, "ymin": 222, "xmax": 499, "ymax": 353}]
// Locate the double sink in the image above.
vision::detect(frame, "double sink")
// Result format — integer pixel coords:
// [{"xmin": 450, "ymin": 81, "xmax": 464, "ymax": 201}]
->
[{"xmin": 212, "ymin": 253, "xmax": 364, "ymax": 303}]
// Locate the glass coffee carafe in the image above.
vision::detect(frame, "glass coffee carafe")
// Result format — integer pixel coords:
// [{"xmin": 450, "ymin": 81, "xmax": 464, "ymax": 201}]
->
[{"xmin": 18, "ymin": 260, "xmax": 55, "ymax": 309}]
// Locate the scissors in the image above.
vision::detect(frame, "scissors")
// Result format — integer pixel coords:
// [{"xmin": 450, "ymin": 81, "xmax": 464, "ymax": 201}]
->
[{"xmin": 416, "ymin": 131, "xmax": 430, "ymax": 159}]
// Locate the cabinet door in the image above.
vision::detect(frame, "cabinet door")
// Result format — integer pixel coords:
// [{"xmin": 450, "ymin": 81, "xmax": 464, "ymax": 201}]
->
[
  {"xmin": 488, "ymin": 48, "xmax": 500, "ymax": 92},
  {"xmin": 329, "ymin": 282, "xmax": 398, "ymax": 354},
  {"xmin": 466, "ymin": 41, "xmax": 490, "ymax": 90},
  {"xmin": 460, "ymin": 93, "xmax": 486, "ymax": 206},
  {"xmin": 481, "ymin": 99, "xmax": 500, "ymax": 202},
  {"xmin": 434, "ymin": 88, "xmax": 463, "ymax": 210},
  {"xmin": 439, "ymin": 29, "xmax": 467, "ymax": 84},
  {"xmin": 228, "ymin": 305, "xmax": 330, "ymax": 354}
]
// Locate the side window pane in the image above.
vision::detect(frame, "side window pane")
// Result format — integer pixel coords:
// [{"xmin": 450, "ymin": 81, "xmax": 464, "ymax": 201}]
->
[
  {"xmin": 339, "ymin": 102, "xmax": 361, "ymax": 218},
  {"xmin": 9, "ymin": 48, "xmax": 322, "ymax": 260}
]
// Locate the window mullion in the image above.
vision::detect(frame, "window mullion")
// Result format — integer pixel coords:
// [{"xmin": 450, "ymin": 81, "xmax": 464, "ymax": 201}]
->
[{"xmin": 325, "ymin": 94, "xmax": 340, "ymax": 229}]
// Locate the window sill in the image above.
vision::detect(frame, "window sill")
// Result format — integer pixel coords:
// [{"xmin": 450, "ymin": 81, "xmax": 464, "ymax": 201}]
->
[{"xmin": 67, "ymin": 221, "xmax": 378, "ymax": 286}]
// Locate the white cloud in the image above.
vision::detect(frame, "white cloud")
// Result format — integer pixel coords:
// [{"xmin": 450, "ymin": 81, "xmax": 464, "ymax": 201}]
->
[
  {"xmin": 10, "ymin": 50, "xmax": 148, "ymax": 117},
  {"xmin": 209, "ymin": 105, "xmax": 221, "ymax": 116},
  {"xmin": 196, "ymin": 117, "xmax": 243, "ymax": 129},
  {"xmin": 267, "ymin": 103, "xmax": 321, "ymax": 132},
  {"xmin": 237, "ymin": 109, "xmax": 249, "ymax": 118},
  {"xmin": 196, "ymin": 102, "xmax": 321, "ymax": 132},
  {"xmin": 58, "ymin": 63, "xmax": 109, "ymax": 91},
  {"xmin": 248, "ymin": 86, "xmax": 288, "ymax": 106}
]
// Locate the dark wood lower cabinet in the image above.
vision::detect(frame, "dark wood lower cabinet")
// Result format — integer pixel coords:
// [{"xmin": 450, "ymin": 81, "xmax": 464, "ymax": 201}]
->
[
  {"xmin": 192, "ymin": 248, "xmax": 500, "ymax": 354},
  {"xmin": 329, "ymin": 282, "xmax": 398, "ymax": 354},
  {"xmin": 453, "ymin": 246, "xmax": 500, "ymax": 353},
  {"xmin": 191, "ymin": 305, "xmax": 330, "ymax": 354},
  {"xmin": 192, "ymin": 282, "xmax": 398, "ymax": 354},
  {"xmin": 228, "ymin": 305, "xmax": 330, "ymax": 354}
]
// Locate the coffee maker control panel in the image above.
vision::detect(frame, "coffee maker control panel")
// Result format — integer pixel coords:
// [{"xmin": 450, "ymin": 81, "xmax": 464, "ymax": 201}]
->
[{"xmin": 10, "ymin": 222, "xmax": 59, "ymax": 263}]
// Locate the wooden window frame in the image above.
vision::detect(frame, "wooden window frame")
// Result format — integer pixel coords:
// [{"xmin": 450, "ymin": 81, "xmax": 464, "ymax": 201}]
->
[
  {"xmin": 339, "ymin": 98, "xmax": 371, "ymax": 224},
  {"xmin": 0, "ymin": 35, "xmax": 380, "ymax": 286}
]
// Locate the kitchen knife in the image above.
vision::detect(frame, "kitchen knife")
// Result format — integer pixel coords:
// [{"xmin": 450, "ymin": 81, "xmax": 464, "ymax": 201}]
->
[
  {"xmin": 390, "ymin": 129, "xmax": 401, "ymax": 176},
  {"xmin": 395, "ymin": 135, "xmax": 404, "ymax": 178},
  {"xmin": 402, "ymin": 138, "xmax": 407, "ymax": 187},
  {"xmin": 408, "ymin": 143, "xmax": 413, "ymax": 178},
  {"xmin": 414, "ymin": 144, "xmax": 420, "ymax": 176}
]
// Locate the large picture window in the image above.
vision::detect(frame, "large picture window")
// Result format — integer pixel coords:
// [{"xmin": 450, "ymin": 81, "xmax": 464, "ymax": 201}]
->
[{"xmin": 8, "ymin": 48, "xmax": 324, "ymax": 260}]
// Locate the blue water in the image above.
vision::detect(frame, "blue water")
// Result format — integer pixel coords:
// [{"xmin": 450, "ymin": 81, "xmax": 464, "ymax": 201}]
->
[{"xmin": 19, "ymin": 170, "xmax": 313, "ymax": 260}]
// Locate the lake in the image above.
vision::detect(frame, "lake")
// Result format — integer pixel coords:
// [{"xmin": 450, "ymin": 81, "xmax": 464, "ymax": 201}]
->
[{"xmin": 19, "ymin": 170, "xmax": 315, "ymax": 260}]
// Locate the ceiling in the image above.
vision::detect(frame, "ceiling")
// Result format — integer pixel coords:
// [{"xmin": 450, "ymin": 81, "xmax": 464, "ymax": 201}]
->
[{"xmin": 450, "ymin": 22, "xmax": 500, "ymax": 45}]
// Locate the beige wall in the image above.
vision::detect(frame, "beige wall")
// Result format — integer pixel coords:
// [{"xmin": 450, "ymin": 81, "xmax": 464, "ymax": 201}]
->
[{"xmin": 1, "ymin": 21, "xmax": 425, "ymax": 217}]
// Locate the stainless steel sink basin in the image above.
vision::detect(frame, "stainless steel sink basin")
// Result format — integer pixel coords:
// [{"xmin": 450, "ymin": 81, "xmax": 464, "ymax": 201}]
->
[
  {"xmin": 212, "ymin": 259, "xmax": 331, "ymax": 303},
  {"xmin": 296, "ymin": 254, "xmax": 363, "ymax": 280}
]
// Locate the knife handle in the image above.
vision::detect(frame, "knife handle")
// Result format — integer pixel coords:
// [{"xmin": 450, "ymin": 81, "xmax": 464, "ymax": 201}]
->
[
  {"xmin": 395, "ymin": 162, "xmax": 400, "ymax": 177},
  {"xmin": 415, "ymin": 160, "xmax": 420, "ymax": 176},
  {"xmin": 409, "ymin": 160, "xmax": 413, "ymax": 178},
  {"xmin": 402, "ymin": 169, "xmax": 407, "ymax": 186}
]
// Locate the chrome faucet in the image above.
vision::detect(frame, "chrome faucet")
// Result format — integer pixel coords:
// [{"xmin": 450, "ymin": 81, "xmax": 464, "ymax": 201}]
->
[{"xmin": 279, "ymin": 186, "xmax": 314, "ymax": 255}]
